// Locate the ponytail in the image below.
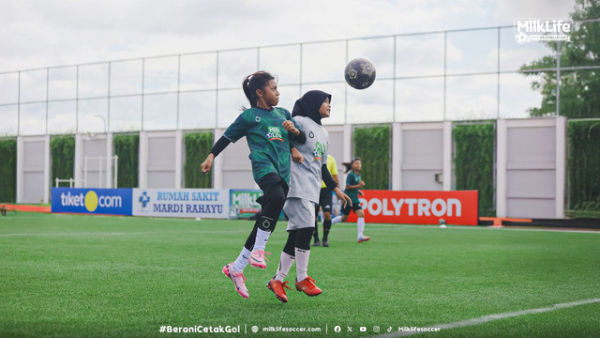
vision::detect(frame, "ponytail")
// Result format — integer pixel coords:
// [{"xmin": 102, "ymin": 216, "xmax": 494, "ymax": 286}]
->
[
  {"xmin": 343, "ymin": 157, "xmax": 361, "ymax": 173},
  {"xmin": 242, "ymin": 71, "xmax": 275, "ymax": 108}
]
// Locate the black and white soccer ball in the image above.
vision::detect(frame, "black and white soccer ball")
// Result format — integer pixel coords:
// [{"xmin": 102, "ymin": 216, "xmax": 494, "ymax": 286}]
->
[{"xmin": 344, "ymin": 57, "xmax": 376, "ymax": 89}]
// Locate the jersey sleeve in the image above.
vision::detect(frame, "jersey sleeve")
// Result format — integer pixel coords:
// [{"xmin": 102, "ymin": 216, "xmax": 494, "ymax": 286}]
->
[
  {"xmin": 329, "ymin": 156, "xmax": 338, "ymax": 176},
  {"xmin": 289, "ymin": 116, "xmax": 305, "ymax": 147},
  {"xmin": 223, "ymin": 110, "xmax": 252, "ymax": 143},
  {"xmin": 346, "ymin": 172, "xmax": 354, "ymax": 186}
]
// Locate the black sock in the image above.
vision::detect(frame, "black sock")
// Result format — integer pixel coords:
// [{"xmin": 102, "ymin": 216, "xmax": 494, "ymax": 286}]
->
[{"xmin": 323, "ymin": 219, "xmax": 332, "ymax": 241}]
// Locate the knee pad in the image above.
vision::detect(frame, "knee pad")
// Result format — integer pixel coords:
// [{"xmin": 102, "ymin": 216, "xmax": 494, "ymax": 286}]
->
[
  {"xmin": 283, "ymin": 230, "xmax": 297, "ymax": 256},
  {"xmin": 295, "ymin": 227, "xmax": 314, "ymax": 250},
  {"xmin": 258, "ymin": 215, "xmax": 276, "ymax": 232},
  {"xmin": 261, "ymin": 184, "xmax": 286, "ymax": 219}
]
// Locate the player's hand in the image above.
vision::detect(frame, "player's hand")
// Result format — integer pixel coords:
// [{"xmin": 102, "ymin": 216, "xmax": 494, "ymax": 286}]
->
[
  {"xmin": 359, "ymin": 180, "xmax": 366, "ymax": 187},
  {"xmin": 291, "ymin": 147, "xmax": 304, "ymax": 163},
  {"xmin": 282, "ymin": 120, "xmax": 299, "ymax": 135},
  {"xmin": 201, "ymin": 154, "xmax": 214, "ymax": 173},
  {"xmin": 334, "ymin": 187, "xmax": 352, "ymax": 208},
  {"xmin": 358, "ymin": 190, "xmax": 364, "ymax": 196}
]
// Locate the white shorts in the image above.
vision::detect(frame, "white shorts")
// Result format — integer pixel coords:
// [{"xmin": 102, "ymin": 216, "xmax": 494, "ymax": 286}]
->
[{"xmin": 283, "ymin": 198, "xmax": 316, "ymax": 231}]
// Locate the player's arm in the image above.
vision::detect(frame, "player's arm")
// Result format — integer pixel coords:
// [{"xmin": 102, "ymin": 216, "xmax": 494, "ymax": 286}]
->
[
  {"xmin": 346, "ymin": 182, "xmax": 362, "ymax": 189},
  {"xmin": 290, "ymin": 146, "xmax": 303, "ymax": 163},
  {"xmin": 283, "ymin": 117, "xmax": 307, "ymax": 145},
  {"xmin": 322, "ymin": 165, "xmax": 351, "ymax": 208},
  {"xmin": 202, "ymin": 112, "xmax": 248, "ymax": 173}
]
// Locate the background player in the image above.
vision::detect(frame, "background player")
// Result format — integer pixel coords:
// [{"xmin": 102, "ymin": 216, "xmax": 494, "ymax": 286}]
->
[
  {"xmin": 331, "ymin": 158, "xmax": 370, "ymax": 243},
  {"xmin": 312, "ymin": 154, "xmax": 339, "ymax": 247}
]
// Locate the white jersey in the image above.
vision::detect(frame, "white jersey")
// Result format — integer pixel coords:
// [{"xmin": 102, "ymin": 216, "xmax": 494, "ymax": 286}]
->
[{"xmin": 287, "ymin": 116, "xmax": 329, "ymax": 203}]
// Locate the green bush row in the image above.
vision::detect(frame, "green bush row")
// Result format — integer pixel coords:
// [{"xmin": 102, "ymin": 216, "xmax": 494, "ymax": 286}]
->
[
  {"xmin": 567, "ymin": 120, "xmax": 600, "ymax": 212},
  {"xmin": 353, "ymin": 125, "xmax": 390, "ymax": 189},
  {"xmin": 453, "ymin": 123, "xmax": 496, "ymax": 217},
  {"xmin": 0, "ymin": 139, "xmax": 17, "ymax": 202},
  {"xmin": 184, "ymin": 132, "xmax": 213, "ymax": 188},
  {"xmin": 50, "ymin": 135, "xmax": 75, "ymax": 186},
  {"xmin": 113, "ymin": 134, "xmax": 139, "ymax": 188}
]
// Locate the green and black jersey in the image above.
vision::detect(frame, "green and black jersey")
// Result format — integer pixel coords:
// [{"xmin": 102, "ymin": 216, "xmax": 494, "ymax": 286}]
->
[
  {"xmin": 224, "ymin": 107, "xmax": 299, "ymax": 184},
  {"xmin": 345, "ymin": 171, "xmax": 361, "ymax": 203}
]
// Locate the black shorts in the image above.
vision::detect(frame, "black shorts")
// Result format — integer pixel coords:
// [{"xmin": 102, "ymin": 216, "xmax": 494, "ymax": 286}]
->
[
  {"xmin": 342, "ymin": 200, "xmax": 362, "ymax": 216},
  {"xmin": 318, "ymin": 188, "xmax": 333, "ymax": 213}
]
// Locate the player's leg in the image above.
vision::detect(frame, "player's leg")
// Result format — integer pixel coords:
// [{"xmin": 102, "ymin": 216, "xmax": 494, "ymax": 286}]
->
[
  {"xmin": 248, "ymin": 180, "xmax": 287, "ymax": 268},
  {"xmin": 322, "ymin": 211, "xmax": 332, "ymax": 246},
  {"xmin": 321, "ymin": 189, "xmax": 333, "ymax": 247},
  {"xmin": 355, "ymin": 208, "xmax": 370, "ymax": 243},
  {"xmin": 293, "ymin": 200, "xmax": 322, "ymax": 296},
  {"xmin": 275, "ymin": 230, "xmax": 296, "ymax": 281},
  {"xmin": 268, "ymin": 230, "xmax": 295, "ymax": 303},
  {"xmin": 312, "ymin": 203, "xmax": 321, "ymax": 246},
  {"xmin": 331, "ymin": 201, "xmax": 350, "ymax": 224},
  {"xmin": 294, "ymin": 226, "xmax": 322, "ymax": 296}
]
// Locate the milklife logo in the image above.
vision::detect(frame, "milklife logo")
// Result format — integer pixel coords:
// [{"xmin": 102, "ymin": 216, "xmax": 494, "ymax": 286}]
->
[
  {"xmin": 515, "ymin": 18, "xmax": 571, "ymax": 44},
  {"xmin": 313, "ymin": 142, "xmax": 326, "ymax": 161},
  {"xmin": 266, "ymin": 126, "xmax": 284, "ymax": 142},
  {"xmin": 51, "ymin": 188, "xmax": 132, "ymax": 215}
]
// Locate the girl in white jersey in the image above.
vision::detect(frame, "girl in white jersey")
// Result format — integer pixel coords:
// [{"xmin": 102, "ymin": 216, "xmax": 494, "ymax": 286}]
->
[{"xmin": 266, "ymin": 90, "xmax": 351, "ymax": 303}]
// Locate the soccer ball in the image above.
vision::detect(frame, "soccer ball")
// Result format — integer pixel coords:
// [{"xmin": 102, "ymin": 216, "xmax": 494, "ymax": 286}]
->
[{"xmin": 344, "ymin": 57, "xmax": 376, "ymax": 89}]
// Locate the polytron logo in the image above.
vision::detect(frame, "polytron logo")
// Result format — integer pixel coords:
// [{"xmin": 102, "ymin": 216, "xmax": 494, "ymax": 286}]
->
[{"xmin": 60, "ymin": 191, "xmax": 123, "ymax": 212}]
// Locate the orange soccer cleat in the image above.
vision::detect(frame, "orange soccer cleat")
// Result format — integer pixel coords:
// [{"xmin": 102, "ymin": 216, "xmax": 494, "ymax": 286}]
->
[
  {"xmin": 267, "ymin": 279, "xmax": 292, "ymax": 303},
  {"xmin": 295, "ymin": 276, "xmax": 322, "ymax": 296}
]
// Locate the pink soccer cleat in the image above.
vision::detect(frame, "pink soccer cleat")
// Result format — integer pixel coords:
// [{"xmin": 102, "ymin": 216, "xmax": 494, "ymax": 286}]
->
[
  {"xmin": 357, "ymin": 236, "xmax": 371, "ymax": 243},
  {"xmin": 222, "ymin": 263, "xmax": 249, "ymax": 298},
  {"xmin": 248, "ymin": 249, "xmax": 271, "ymax": 269}
]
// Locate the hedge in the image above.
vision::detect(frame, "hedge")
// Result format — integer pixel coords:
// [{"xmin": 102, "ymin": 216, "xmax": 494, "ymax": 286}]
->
[
  {"xmin": 113, "ymin": 134, "xmax": 139, "ymax": 188},
  {"xmin": 184, "ymin": 132, "xmax": 213, "ymax": 188},
  {"xmin": 567, "ymin": 120, "xmax": 600, "ymax": 213},
  {"xmin": 352, "ymin": 125, "xmax": 390, "ymax": 189},
  {"xmin": 0, "ymin": 139, "xmax": 17, "ymax": 202},
  {"xmin": 453, "ymin": 123, "xmax": 495, "ymax": 217},
  {"xmin": 50, "ymin": 135, "xmax": 75, "ymax": 187}
]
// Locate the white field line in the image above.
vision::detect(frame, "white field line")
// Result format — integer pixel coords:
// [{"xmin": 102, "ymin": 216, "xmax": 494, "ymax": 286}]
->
[
  {"xmin": 0, "ymin": 230, "xmax": 245, "ymax": 238},
  {"xmin": 373, "ymin": 298, "xmax": 600, "ymax": 337},
  {"xmin": 364, "ymin": 223, "xmax": 600, "ymax": 234}
]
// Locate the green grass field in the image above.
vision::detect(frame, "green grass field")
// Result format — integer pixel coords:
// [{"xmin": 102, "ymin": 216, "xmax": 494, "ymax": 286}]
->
[{"xmin": 1, "ymin": 212, "xmax": 599, "ymax": 337}]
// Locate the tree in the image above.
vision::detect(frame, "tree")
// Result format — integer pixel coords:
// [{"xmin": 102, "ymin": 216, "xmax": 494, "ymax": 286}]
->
[{"xmin": 521, "ymin": 0, "xmax": 600, "ymax": 118}]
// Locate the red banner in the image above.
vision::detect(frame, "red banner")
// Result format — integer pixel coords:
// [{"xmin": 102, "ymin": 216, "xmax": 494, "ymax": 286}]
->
[{"xmin": 345, "ymin": 190, "xmax": 478, "ymax": 225}]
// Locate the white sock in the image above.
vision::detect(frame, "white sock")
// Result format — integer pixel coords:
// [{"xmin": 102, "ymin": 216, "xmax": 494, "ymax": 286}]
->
[
  {"xmin": 253, "ymin": 228, "xmax": 271, "ymax": 251},
  {"xmin": 275, "ymin": 252, "xmax": 295, "ymax": 281},
  {"xmin": 332, "ymin": 216, "xmax": 343, "ymax": 225},
  {"xmin": 357, "ymin": 217, "xmax": 365, "ymax": 238},
  {"xmin": 232, "ymin": 247, "xmax": 251, "ymax": 272},
  {"xmin": 295, "ymin": 248, "xmax": 310, "ymax": 281}
]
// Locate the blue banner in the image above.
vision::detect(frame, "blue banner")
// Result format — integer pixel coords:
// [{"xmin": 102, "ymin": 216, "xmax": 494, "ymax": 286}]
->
[{"xmin": 51, "ymin": 188, "xmax": 132, "ymax": 216}]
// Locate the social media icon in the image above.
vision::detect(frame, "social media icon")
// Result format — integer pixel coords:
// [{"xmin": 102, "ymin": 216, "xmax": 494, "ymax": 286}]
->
[
  {"xmin": 347, "ymin": 326, "xmax": 352, "ymax": 332},
  {"xmin": 251, "ymin": 326, "xmax": 259, "ymax": 333},
  {"xmin": 387, "ymin": 326, "xmax": 393, "ymax": 333},
  {"xmin": 360, "ymin": 327, "xmax": 367, "ymax": 332},
  {"xmin": 374, "ymin": 326, "xmax": 380, "ymax": 333},
  {"xmin": 334, "ymin": 326, "xmax": 341, "ymax": 333}
]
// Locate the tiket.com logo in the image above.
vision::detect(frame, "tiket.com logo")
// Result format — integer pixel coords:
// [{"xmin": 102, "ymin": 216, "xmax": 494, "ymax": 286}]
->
[
  {"xmin": 60, "ymin": 190, "xmax": 123, "ymax": 212},
  {"xmin": 139, "ymin": 192, "xmax": 150, "ymax": 208},
  {"xmin": 313, "ymin": 142, "xmax": 326, "ymax": 161},
  {"xmin": 266, "ymin": 127, "xmax": 283, "ymax": 142}
]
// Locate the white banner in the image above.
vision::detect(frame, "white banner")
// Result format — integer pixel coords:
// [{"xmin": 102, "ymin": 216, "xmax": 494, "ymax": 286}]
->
[{"xmin": 132, "ymin": 188, "xmax": 230, "ymax": 219}]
